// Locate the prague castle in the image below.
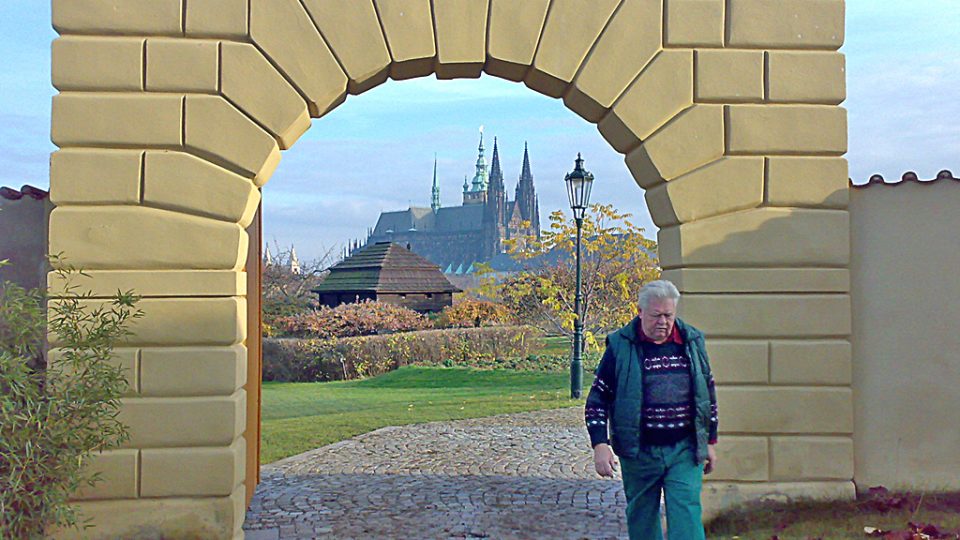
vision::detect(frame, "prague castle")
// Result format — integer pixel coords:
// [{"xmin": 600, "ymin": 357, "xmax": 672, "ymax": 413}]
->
[{"xmin": 365, "ymin": 133, "xmax": 541, "ymax": 274}]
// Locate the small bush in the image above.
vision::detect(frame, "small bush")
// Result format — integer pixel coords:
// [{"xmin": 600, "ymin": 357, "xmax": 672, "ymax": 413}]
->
[
  {"xmin": 0, "ymin": 263, "xmax": 142, "ymax": 538},
  {"xmin": 263, "ymin": 326, "xmax": 545, "ymax": 382},
  {"xmin": 435, "ymin": 298, "xmax": 515, "ymax": 328},
  {"xmin": 272, "ymin": 300, "xmax": 431, "ymax": 339}
]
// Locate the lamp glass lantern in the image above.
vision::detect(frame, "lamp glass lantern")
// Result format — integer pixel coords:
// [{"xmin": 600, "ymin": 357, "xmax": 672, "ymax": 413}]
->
[{"xmin": 564, "ymin": 153, "xmax": 594, "ymax": 219}]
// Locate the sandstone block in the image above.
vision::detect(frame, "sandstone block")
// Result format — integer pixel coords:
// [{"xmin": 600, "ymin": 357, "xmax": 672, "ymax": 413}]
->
[
  {"xmin": 220, "ymin": 42, "xmax": 311, "ymax": 149},
  {"xmin": 664, "ymin": 0, "xmax": 724, "ymax": 47},
  {"xmin": 705, "ymin": 340, "xmax": 768, "ymax": 384},
  {"xmin": 644, "ymin": 157, "xmax": 763, "ymax": 227},
  {"xmin": 186, "ymin": 0, "xmax": 248, "ymax": 38},
  {"xmin": 716, "ymin": 386, "xmax": 852, "ymax": 433},
  {"xmin": 525, "ymin": 0, "xmax": 619, "ymax": 97},
  {"xmin": 702, "ymin": 481, "xmax": 854, "ymax": 521},
  {"xmin": 662, "ymin": 268, "xmax": 850, "ymax": 294},
  {"xmin": 485, "ymin": 0, "xmax": 550, "ymax": 81},
  {"xmin": 599, "ymin": 50, "xmax": 694, "ymax": 153},
  {"xmin": 767, "ymin": 51, "xmax": 846, "ymax": 104},
  {"xmin": 302, "ymin": 0, "xmax": 390, "ymax": 93},
  {"xmin": 184, "ymin": 95, "xmax": 281, "ymax": 184},
  {"xmin": 52, "ymin": 36, "xmax": 143, "ymax": 91},
  {"xmin": 250, "ymin": 0, "xmax": 347, "ymax": 117},
  {"xmin": 50, "ymin": 149, "xmax": 142, "ymax": 205},
  {"xmin": 727, "ymin": 0, "xmax": 844, "ymax": 49},
  {"xmin": 53, "ymin": 0, "xmax": 181, "ymax": 36},
  {"xmin": 770, "ymin": 340, "xmax": 851, "ymax": 385},
  {"xmin": 72, "ymin": 449, "xmax": 139, "ymax": 500},
  {"xmin": 626, "ymin": 104, "xmax": 724, "ymax": 186},
  {"xmin": 141, "ymin": 437, "xmax": 245, "ymax": 496},
  {"xmin": 52, "ymin": 487, "xmax": 244, "ymax": 540},
  {"xmin": 565, "ymin": 0, "xmax": 661, "ymax": 122},
  {"xmin": 47, "ymin": 270, "xmax": 246, "ymax": 298},
  {"xmin": 771, "ymin": 436, "xmax": 854, "ymax": 480},
  {"xmin": 710, "ymin": 436, "xmax": 768, "ymax": 481},
  {"xmin": 140, "ymin": 345, "xmax": 247, "ymax": 397},
  {"xmin": 433, "ymin": 0, "xmax": 488, "ymax": 79},
  {"xmin": 49, "ymin": 206, "xmax": 247, "ymax": 271},
  {"xmin": 695, "ymin": 49, "xmax": 764, "ymax": 102},
  {"xmin": 375, "ymin": 0, "xmax": 436, "ymax": 80},
  {"xmin": 681, "ymin": 294, "xmax": 851, "ymax": 338},
  {"xmin": 146, "ymin": 38, "xmax": 219, "ymax": 93},
  {"xmin": 120, "ymin": 297, "xmax": 246, "ymax": 347},
  {"xmin": 726, "ymin": 105, "xmax": 847, "ymax": 155},
  {"xmin": 48, "ymin": 347, "xmax": 139, "ymax": 396},
  {"xmin": 144, "ymin": 151, "xmax": 260, "ymax": 227},
  {"xmin": 52, "ymin": 93, "xmax": 182, "ymax": 148},
  {"xmin": 766, "ymin": 156, "xmax": 849, "ymax": 208},
  {"xmin": 657, "ymin": 207, "xmax": 849, "ymax": 268},
  {"xmin": 120, "ymin": 390, "xmax": 246, "ymax": 448}
]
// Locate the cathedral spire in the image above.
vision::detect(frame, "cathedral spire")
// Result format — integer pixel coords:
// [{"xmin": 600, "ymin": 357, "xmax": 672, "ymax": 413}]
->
[
  {"xmin": 470, "ymin": 128, "xmax": 488, "ymax": 192},
  {"xmin": 488, "ymin": 137, "xmax": 504, "ymax": 193},
  {"xmin": 515, "ymin": 142, "xmax": 539, "ymax": 231},
  {"xmin": 431, "ymin": 154, "xmax": 440, "ymax": 212}
]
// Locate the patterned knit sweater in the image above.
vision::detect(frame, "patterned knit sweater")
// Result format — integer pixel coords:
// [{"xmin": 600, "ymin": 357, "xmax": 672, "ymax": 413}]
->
[{"xmin": 585, "ymin": 328, "xmax": 718, "ymax": 448}]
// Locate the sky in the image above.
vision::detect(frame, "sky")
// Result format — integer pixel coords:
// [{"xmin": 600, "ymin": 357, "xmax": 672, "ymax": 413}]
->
[{"xmin": 1, "ymin": 1, "xmax": 957, "ymax": 262}]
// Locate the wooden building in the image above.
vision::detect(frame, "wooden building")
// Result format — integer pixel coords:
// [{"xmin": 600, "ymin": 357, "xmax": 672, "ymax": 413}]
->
[{"xmin": 312, "ymin": 242, "xmax": 461, "ymax": 312}]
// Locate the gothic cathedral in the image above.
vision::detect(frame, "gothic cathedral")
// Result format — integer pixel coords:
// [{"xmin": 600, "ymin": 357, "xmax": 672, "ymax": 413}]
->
[{"xmin": 365, "ymin": 133, "xmax": 541, "ymax": 274}]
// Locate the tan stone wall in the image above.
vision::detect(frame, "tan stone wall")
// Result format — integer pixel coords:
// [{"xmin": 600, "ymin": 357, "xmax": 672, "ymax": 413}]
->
[
  {"xmin": 850, "ymin": 179, "xmax": 960, "ymax": 491},
  {"xmin": 48, "ymin": 0, "xmax": 851, "ymax": 536}
]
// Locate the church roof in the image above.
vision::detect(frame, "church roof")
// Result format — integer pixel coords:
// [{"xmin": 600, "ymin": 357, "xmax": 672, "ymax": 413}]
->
[
  {"xmin": 313, "ymin": 242, "xmax": 461, "ymax": 294},
  {"xmin": 372, "ymin": 207, "xmax": 435, "ymax": 235},
  {"xmin": 434, "ymin": 204, "xmax": 484, "ymax": 231}
]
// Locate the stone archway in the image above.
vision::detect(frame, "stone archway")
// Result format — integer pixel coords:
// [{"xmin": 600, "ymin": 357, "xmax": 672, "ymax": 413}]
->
[{"xmin": 48, "ymin": 1, "xmax": 850, "ymax": 537}]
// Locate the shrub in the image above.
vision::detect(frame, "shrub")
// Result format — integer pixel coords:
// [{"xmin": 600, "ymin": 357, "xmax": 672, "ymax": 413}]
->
[
  {"xmin": 0, "ymin": 264, "xmax": 142, "ymax": 538},
  {"xmin": 434, "ymin": 298, "xmax": 515, "ymax": 328},
  {"xmin": 272, "ymin": 300, "xmax": 431, "ymax": 339},
  {"xmin": 263, "ymin": 326, "xmax": 545, "ymax": 382}
]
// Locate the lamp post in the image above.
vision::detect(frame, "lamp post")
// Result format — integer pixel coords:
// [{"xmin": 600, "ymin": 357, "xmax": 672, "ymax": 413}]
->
[{"xmin": 564, "ymin": 153, "xmax": 594, "ymax": 399}]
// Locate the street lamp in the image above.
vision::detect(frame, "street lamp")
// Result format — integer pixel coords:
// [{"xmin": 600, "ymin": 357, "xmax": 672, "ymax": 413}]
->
[{"xmin": 564, "ymin": 153, "xmax": 594, "ymax": 399}]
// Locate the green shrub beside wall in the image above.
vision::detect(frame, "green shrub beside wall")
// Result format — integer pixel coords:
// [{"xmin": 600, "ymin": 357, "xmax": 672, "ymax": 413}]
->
[{"xmin": 263, "ymin": 326, "xmax": 544, "ymax": 382}]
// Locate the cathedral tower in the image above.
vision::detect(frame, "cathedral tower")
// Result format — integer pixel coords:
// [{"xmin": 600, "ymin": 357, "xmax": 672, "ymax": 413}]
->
[
  {"xmin": 482, "ymin": 137, "xmax": 506, "ymax": 257},
  {"xmin": 515, "ymin": 142, "xmax": 540, "ymax": 237},
  {"xmin": 431, "ymin": 155, "xmax": 440, "ymax": 212},
  {"xmin": 462, "ymin": 130, "xmax": 488, "ymax": 205}
]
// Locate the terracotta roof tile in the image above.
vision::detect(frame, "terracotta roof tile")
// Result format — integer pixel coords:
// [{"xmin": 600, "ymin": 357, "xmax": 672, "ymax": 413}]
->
[
  {"xmin": 0, "ymin": 185, "xmax": 49, "ymax": 200},
  {"xmin": 852, "ymin": 169, "xmax": 956, "ymax": 188}
]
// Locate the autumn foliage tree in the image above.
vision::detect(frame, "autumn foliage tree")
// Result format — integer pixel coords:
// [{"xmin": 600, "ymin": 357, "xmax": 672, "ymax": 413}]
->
[
  {"xmin": 480, "ymin": 204, "xmax": 659, "ymax": 349},
  {"xmin": 261, "ymin": 242, "xmax": 335, "ymax": 327}
]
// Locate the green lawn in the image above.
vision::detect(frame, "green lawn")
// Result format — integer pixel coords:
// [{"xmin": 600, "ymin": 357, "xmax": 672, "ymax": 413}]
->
[
  {"xmin": 540, "ymin": 335, "xmax": 572, "ymax": 355},
  {"xmin": 260, "ymin": 366, "xmax": 587, "ymax": 464}
]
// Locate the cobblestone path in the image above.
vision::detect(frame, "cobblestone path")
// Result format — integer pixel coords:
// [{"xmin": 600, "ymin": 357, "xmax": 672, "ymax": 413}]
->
[{"xmin": 244, "ymin": 407, "xmax": 628, "ymax": 539}]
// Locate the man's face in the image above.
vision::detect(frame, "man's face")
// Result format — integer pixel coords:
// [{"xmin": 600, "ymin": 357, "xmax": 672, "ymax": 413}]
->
[{"xmin": 639, "ymin": 297, "xmax": 677, "ymax": 343}]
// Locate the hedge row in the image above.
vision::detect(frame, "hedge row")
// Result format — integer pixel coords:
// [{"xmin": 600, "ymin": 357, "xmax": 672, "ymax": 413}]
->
[{"xmin": 262, "ymin": 326, "xmax": 545, "ymax": 382}]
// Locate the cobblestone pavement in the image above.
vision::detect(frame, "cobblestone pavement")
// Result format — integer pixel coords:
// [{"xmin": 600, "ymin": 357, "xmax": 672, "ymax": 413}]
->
[{"xmin": 244, "ymin": 407, "xmax": 628, "ymax": 539}]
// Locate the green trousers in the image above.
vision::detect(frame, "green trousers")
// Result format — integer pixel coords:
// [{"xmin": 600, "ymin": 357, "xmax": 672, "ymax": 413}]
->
[{"xmin": 619, "ymin": 438, "xmax": 706, "ymax": 540}]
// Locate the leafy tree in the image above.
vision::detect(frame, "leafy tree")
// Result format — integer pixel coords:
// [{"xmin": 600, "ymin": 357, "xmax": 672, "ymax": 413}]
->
[
  {"xmin": 480, "ymin": 204, "xmax": 659, "ymax": 349},
  {"xmin": 261, "ymin": 241, "xmax": 335, "ymax": 328},
  {"xmin": 0, "ymin": 260, "xmax": 142, "ymax": 538}
]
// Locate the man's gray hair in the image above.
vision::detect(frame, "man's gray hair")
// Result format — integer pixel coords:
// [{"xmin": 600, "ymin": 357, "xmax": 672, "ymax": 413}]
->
[{"xmin": 638, "ymin": 280, "xmax": 681, "ymax": 310}]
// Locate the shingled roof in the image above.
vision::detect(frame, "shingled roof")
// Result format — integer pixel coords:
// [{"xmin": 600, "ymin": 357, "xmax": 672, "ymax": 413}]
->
[{"xmin": 313, "ymin": 242, "xmax": 461, "ymax": 294}]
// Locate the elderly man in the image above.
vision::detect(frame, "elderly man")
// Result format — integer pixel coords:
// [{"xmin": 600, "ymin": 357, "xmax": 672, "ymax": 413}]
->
[{"xmin": 584, "ymin": 280, "xmax": 718, "ymax": 540}]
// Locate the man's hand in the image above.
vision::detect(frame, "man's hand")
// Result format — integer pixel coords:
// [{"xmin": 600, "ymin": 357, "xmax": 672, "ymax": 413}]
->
[
  {"xmin": 704, "ymin": 444, "xmax": 718, "ymax": 475},
  {"xmin": 593, "ymin": 443, "xmax": 618, "ymax": 478}
]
